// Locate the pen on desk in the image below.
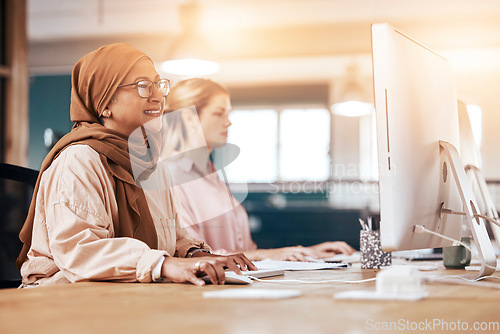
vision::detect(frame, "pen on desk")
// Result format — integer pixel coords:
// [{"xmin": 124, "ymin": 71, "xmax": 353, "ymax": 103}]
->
[{"xmin": 367, "ymin": 217, "xmax": 372, "ymax": 231}]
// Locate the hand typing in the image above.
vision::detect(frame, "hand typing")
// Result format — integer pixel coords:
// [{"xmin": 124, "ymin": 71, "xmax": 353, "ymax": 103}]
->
[{"xmin": 161, "ymin": 253, "xmax": 256, "ymax": 286}]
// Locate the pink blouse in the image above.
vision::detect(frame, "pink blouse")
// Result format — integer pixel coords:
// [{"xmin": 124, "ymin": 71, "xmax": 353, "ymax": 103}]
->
[{"xmin": 164, "ymin": 155, "xmax": 257, "ymax": 255}]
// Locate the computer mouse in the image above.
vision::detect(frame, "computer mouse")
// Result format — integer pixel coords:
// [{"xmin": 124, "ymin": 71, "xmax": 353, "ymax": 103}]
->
[{"xmin": 201, "ymin": 271, "xmax": 253, "ymax": 285}]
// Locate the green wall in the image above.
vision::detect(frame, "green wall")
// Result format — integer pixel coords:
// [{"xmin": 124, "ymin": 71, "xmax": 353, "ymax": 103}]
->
[{"xmin": 28, "ymin": 75, "xmax": 72, "ymax": 170}]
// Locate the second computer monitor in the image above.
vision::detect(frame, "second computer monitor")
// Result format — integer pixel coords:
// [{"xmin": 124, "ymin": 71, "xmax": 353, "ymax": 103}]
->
[
  {"xmin": 458, "ymin": 100, "xmax": 500, "ymax": 248},
  {"xmin": 372, "ymin": 23, "xmax": 463, "ymax": 251}
]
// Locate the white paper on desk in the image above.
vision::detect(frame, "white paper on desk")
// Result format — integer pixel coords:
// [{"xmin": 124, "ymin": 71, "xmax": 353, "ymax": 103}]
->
[
  {"xmin": 203, "ymin": 288, "xmax": 301, "ymax": 299},
  {"xmin": 253, "ymin": 259, "xmax": 348, "ymax": 271}
]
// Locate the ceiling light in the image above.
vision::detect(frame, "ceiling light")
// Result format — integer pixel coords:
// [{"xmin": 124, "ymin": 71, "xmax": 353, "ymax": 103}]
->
[
  {"xmin": 160, "ymin": 1, "xmax": 220, "ymax": 76},
  {"xmin": 331, "ymin": 63, "xmax": 374, "ymax": 117}
]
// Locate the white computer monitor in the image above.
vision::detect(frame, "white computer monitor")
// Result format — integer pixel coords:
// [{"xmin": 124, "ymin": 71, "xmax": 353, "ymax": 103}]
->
[
  {"xmin": 458, "ymin": 100, "xmax": 482, "ymax": 169},
  {"xmin": 458, "ymin": 100, "xmax": 500, "ymax": 249},
  {"xmin": 372, "ymin": 23, "xmax": 496, "ymax": 277}
]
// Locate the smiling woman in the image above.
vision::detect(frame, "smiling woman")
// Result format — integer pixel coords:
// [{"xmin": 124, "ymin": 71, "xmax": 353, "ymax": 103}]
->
[
  {"xmin": 16, "ymin": 43, "xmax": 256, "ymax": 287},
  {"xmin": 101, "ymin": 61, "xmax": 168, "ymax": 136}
]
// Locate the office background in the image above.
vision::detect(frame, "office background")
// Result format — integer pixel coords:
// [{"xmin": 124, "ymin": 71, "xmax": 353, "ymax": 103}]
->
[{"xmin": 3, "ymin": 0, "xmax": 500, "ymax": 249}]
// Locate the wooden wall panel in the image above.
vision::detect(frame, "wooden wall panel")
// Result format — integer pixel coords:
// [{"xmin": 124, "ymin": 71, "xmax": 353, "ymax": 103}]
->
[{"xmin": 4, "ymin": 0, "xmax": 28, "ymax": 166}]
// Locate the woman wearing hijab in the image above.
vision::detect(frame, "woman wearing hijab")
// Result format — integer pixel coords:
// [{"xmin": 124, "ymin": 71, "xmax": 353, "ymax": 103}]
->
[
  {"xmin": 17, "ymin": 43, "xmax": 255, "ymax": 287},
  {"xmin": 161, "ymin": 78, "xmax": 356, "ymax": 261}
]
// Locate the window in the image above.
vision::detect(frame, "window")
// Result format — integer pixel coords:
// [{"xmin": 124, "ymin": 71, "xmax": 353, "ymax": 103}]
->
[
  {"xmin": 279, "ymin": 108, "xmax": 330, "ymax": 181},
  {"xmin": 224, "ymin": 109, "xmax": 278, "ymax": 183},
  {"xmin": 223, "ymin": 106, "xmax": 330, "ymax": 183}
]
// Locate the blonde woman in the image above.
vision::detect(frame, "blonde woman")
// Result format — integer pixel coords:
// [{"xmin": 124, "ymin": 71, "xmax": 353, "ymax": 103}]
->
[
  {"xmin": 17, "ymin": 44, "xmax": 255, "ymax": 287},
  {"xmin": 161, "ymin": 78, "xmax": 355, "ymax": 261}
]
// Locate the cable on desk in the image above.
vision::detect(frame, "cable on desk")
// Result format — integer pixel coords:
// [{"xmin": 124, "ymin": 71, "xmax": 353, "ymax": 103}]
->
[
  {"xmin": 413, "ymin": 224, "xmax": 497, "ymax": 271},
  {"xmin": 425, "ymin": 274, "xmax": 500, "ymax": 283},
  {"xmin": 247, "ymin": 276, "xmax": 377, "ymax": 284}
]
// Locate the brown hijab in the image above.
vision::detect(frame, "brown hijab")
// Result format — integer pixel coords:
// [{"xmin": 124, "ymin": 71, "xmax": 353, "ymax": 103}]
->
[{"xmin": 17, "ymin": 43, "xmax": 160, "ymax": 268}]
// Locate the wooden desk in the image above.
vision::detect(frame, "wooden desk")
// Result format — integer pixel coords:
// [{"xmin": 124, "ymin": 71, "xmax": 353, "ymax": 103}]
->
[{"xmin": 1, "ymin": 264, "xmax": 499, "ymax": 334}]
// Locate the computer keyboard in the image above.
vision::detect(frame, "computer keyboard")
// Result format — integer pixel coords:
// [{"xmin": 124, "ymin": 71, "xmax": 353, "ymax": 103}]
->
[
  {"xmin": 253, "ymin": 259, "xmax": 348, "ymax": 271},
  {"xmin": 392, "ymin": 250, "xmax": 443, "ymax": 261},
  {"xmin": 321, "ymin": 252, "xmax": 361, "ymax": 264},
  {"xmin": 201, "ymin": 260, "xmax": 349, "ymax": 285},
  {"xmin": 407, "ymin": 253, "xmax": 443, "ymax": 261}
]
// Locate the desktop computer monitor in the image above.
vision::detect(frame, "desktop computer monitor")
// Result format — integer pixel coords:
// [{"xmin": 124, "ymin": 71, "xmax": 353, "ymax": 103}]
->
[
  {"xmin": 458, "ymin": 100, "xmax": 482, "ymax": 170},
  {"xmin": 371, "ymin": 23, "xmax": 496, "ymax": 277},
  {"xmin": 458, "ymin": 100, "xmax": 500, "ymax": 249}
]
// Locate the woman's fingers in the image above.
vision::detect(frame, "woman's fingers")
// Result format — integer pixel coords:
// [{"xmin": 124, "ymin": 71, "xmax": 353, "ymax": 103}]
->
[
  {"xmin": 343, "ymin": 243, "xmax": 357, "ymax": 254},
  {"xmin": 239, "ymin": 254, "xmax": 258, "ymax": 271},
  {"xmin": 300, "ymin": 247, "xmax": 315, "ymax": 256},
  {"xmin": 193, "ymin": 261, "xmax": 202, "ymax": 274},
  {"xmin": 187, "ymin": 272, "xmax": 206, "ymax": 286},
  {"xmin": 180, "ymin": 254, "xmax": 257, "ymax": 285},
  {"xmin": 289, "ymin": 247, "xmax": 313, "ymax": 261},
  {"xmin": 289, "ymin": 252, "xmax": 306, "ymax": 262},
  {"xmin": 227, "ymin": 253, "xmax": 257, "ymax": 272},
  {"xmin": 330, "ymin": 242, "xmax": 356, "ymax": 255},
  {"xmin": 232, "ymin": 257, "xmax": 245, "ymax": 272},
  {"xmin": 201, "ymin": 261, "xmax": 221, "ymax": 285},
  {"xmin": 223, "ymin": 257, "xmax": 242, "ymax": 274},
  {"xmin": 310, "ymin": 242, "xmax": 356, "ymax": 257},
  {"xmin": 212, "ymin": 261, "xmax": 226, "ymax": 285}
]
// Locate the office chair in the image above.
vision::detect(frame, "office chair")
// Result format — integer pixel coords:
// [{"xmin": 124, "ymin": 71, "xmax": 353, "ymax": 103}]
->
[{"xmin": 0, "ymin": 163, "xmax": 38, "ymax": 289}]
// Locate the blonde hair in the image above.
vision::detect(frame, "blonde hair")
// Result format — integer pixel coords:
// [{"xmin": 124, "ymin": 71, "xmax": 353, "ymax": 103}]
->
[{"xmin": 161, "ymin": 78, "xmax": 229, "ymax": 158}]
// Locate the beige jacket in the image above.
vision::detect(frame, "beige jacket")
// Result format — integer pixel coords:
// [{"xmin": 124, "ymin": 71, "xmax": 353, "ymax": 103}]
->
[{"xmin": 21, "ymin": 145, "xmax": 207, "ymax": 286}]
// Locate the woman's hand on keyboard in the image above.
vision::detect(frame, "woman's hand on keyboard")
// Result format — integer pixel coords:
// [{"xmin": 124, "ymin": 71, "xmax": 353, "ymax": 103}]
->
[
  {"xmin": 245, "ymin": 246, "xmax": 317, "ymax": 262},
  {"xmin": 308, "ymin": 241, "xmax": 356, "ymax": 258}
]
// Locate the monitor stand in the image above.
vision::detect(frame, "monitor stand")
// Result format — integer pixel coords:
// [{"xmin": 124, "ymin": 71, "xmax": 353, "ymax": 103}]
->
[
  {"xmin": 440, "ymin": 141, "xmax": 497, "ymax": 278},
  {"xmin": 465, "ymin": 165, "xmax": 500, "ymax": 251}
]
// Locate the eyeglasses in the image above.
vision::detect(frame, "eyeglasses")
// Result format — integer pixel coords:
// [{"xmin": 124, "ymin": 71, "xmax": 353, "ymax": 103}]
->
[{"xmin": 117, "ymin": 79, "xmax": 170, "ymax": 98}]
